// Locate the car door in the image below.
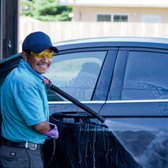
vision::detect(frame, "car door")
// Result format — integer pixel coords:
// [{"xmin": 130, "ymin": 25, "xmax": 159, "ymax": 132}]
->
[{"xmin": 100, "ymin": 47, "xmax": 168, "ymax": 168}]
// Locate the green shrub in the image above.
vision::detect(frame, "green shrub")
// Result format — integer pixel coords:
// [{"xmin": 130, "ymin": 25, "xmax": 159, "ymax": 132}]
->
[{"xmin": 20, "ymin": 0, "xmax": 72, "ymax": 21}]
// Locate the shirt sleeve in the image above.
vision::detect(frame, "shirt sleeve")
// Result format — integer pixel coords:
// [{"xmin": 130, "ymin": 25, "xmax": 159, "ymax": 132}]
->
[{"xmin": 15, "ymin": 85, "xmax": 47, "ymax": 126}]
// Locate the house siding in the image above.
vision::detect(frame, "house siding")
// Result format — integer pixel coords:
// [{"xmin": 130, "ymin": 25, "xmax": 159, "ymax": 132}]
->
[{"xmin": 72, "ymin": 6, "xmax": 168, "ymax": 23}]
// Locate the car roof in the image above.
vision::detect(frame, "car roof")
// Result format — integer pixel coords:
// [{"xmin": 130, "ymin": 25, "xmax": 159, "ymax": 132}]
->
[
  {"xmin": 54, "ymin": 37, "xmax": 168, "ymax": 51},
  {"xmin": 1, "ymin": 37, "xmax": 168, "ymax": 64}
]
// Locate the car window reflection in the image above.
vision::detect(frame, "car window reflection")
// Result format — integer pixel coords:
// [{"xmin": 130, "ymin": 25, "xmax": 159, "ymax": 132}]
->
[{"xmin": 45, "ymin": 51, "xmax": 106, "ymax": 101}]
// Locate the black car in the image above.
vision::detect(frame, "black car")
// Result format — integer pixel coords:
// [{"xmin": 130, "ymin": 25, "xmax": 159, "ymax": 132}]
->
[{"xmin": 1, "ymin": 37, "xmax": 168, "ymax": 168}]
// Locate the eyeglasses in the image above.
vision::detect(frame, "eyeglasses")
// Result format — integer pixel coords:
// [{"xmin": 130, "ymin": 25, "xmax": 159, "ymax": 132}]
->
[{"xmin": 30, "ymin": 51, "xmax": 53, "ymax": 59}]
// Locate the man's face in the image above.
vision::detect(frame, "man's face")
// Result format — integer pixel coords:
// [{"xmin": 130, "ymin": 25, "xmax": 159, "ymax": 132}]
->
[{"xmin": 25, "ymin": 49, "xmax": 53, "ymax": 74}]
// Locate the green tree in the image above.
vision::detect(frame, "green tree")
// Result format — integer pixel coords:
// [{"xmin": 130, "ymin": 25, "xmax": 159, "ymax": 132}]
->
[{"xmin": 20, "ymin": 0, "xmax": 72, "ymax": 21}]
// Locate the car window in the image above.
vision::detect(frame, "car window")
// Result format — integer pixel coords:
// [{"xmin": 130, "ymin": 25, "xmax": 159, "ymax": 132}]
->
[
  {"xmin": 108, "ymin": 50, "xmax": 168, "ymax": 100},
  {"xmin": 44, "ymin": 51, "xmax": 106, "ymax": 101},
  {"xmin": 122, "ymin": 51, "xmax": 168, "ymax": 100}
]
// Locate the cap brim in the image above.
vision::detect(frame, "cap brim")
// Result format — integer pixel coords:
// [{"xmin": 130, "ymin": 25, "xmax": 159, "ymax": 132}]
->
[{"xmin": 50, "ymin": 46, "xmax": 58, "ymax": 53}]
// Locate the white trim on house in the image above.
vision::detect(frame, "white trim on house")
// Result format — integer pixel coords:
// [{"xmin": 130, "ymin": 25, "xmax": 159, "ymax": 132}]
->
[{"xmin": 59, "ymin": 0, "xmax": 168, "ymax": 8}]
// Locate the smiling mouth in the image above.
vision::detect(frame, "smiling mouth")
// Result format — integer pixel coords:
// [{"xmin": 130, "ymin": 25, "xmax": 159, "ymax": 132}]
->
[
  {"xmin": 40, "ymin": 64, "xmax": 48, "ymax": 68},
  {"xmin": 37, "ymin": 63, "xmax": 49, "ymax": 72},
  {"xmin": 38, "ymin": 63, "xmax": 49, "ymax": 68}
]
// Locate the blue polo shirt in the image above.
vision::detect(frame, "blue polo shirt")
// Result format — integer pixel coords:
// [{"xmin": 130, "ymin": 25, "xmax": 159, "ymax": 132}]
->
[{"xmin": 1, "ymin": 59, "xmax": 49, "ymax": 144}]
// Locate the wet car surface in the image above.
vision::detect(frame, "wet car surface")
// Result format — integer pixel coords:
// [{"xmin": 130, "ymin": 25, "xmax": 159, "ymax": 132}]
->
[{"xmin": 1, "ymin": 37, "xmax": 168, "ymax": 167}]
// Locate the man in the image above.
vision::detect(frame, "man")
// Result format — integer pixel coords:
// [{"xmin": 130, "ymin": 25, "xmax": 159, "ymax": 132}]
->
[{"xmin": 0, "ymin": 31, "xmax": 59, "ymax": 168}]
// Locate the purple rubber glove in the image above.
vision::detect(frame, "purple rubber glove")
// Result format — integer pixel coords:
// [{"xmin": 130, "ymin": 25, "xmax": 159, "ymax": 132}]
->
[{"xmin": 45, "ymin": 123, "xmax": 59, "ymax": 139}]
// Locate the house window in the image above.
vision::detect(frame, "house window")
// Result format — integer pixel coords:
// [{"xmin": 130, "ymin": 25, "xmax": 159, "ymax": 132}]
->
[
  {"xmin": 97, "ymin": 14, "xmax": 111, "ymax": 22},
  {"xmin": 97, "ymin": 14, "xmax": 128, "ymax": 22},
  {"xmin": 140, "ymin": 15, "xmax": 161, "ymax": 23},
  {"xmin": 113, "ymin": 15, "xmax": 128, "ymax": 22}
]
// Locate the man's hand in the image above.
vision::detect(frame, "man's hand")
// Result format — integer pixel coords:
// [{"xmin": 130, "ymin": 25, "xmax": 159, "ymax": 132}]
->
[
  {"xmin": 44, "ymin": 123, "xmax": 59, "ymax": 139},
  {"xmin": 33, "ymin": 122, "xmax": 59, "ymax": 139}
]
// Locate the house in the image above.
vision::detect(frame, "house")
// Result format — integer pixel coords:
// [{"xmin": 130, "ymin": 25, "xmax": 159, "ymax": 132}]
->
[{"xmin": 59, "ymin": 0, "xmax": 168, "ymax": 23}]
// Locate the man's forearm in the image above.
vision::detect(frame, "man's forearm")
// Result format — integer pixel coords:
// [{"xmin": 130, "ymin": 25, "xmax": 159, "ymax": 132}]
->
[{"xmin": 33, "ymin": 121, "xmax": 51, "ymax": 134}]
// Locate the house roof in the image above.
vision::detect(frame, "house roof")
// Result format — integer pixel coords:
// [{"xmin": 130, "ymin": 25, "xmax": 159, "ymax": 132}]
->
[{"xmin": 59, "ymin": 0, "xmax": 168, "ymax": 8}]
